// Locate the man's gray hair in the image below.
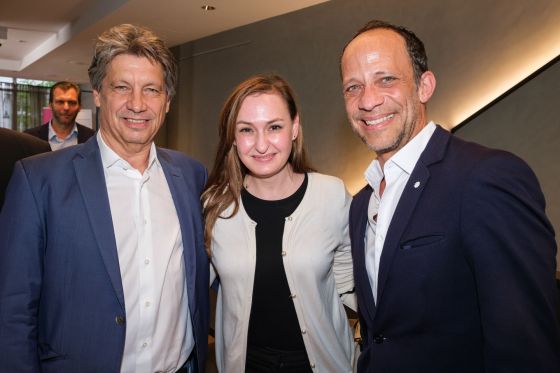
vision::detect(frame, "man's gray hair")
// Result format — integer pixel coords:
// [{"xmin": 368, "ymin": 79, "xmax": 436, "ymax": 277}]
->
[{"xmin": 88, "ymin": 24, "xmax": 177, "ymax": 99}]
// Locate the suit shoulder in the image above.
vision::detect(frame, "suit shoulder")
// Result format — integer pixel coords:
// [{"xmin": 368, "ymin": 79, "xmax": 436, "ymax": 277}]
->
[
  {"xmin": 157, "ymin": 148, "xmax": 207, "ymax": 184},
  {"xmin": 23, "ymin": 124, "xmax": 45, "ymax": 136},
  {"xmin": 447, "ymin": 134, "xmax": 531, "ymax": 170},
  {"xmin": 19, "ymin": 142, "xmax": 82, "ymax": 171},
  {"xmin": 77, "ymin": 123, "xmax": 96, "ymax": 135}
]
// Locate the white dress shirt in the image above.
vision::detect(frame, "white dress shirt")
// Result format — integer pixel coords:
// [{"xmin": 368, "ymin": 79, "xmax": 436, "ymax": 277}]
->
[
  {"xmin": 48, "ymin": 121, "xmax": 78, "ymax": 150},
  {"xmin": 364, "ymin": 122, "xmax": 436, "ymax": 303},
  {"xmin": 98, "ymin": 131, "xmax": 194, "ymax": 373}
]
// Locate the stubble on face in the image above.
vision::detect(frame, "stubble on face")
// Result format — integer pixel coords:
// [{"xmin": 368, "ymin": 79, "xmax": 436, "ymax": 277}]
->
[
  {"xmin": 50, "ymin": 88, "xmax": 80, "ymax": 129},
  {"xmin": 341, "ymin": 29, "xmax": 427, "ymax": 163}
]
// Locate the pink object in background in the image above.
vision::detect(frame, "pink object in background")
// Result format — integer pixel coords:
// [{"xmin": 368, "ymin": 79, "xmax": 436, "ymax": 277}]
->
[{"xmin": 42, "ymin": 107, "xmax": 52, "ymax": 124}]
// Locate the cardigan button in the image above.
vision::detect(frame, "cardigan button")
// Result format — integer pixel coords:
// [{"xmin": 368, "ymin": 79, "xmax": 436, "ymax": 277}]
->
[
  {"xmin": 286, "ymin": 216, "xmax": 293, "ymax": 221},
  {"xmin": 281, "ymin": 251, "xmax": 286, "ymax": 256},
  {"xmin": 115, "ymin": 316, "xmax": 125, "ymax": 326},
  {"xmin": 373, "ymin": 334, "xmax": 386, "ymax": 344},
  {"xmin": 289, "ymin": 294, "xmax": 296, "ymax": 299}
]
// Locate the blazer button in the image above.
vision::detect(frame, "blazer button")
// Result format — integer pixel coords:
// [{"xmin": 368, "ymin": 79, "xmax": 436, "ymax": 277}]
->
[
  {"xmin": 373, "ymin": 334, "xmax": 385, "ymax": 344},
  {"xmin": 115, "ymin": 316, "xmax": 125, "ymax": 326}
]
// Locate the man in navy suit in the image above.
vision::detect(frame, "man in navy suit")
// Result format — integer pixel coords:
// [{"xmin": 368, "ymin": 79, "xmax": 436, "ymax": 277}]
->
[
  {"xmin": 340, "ymin": 20, "xmax": 560, "ymax": 372},
  {"xmin": 0, "ymin": 24, "xmax": 209, "ymax": 372},
  {"xmin": 24, "ymin": 81, "xmax": 95, "ymax": 150}
]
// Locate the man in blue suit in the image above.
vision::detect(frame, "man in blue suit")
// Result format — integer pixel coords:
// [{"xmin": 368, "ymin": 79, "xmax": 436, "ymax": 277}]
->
[
  {"xmin": 341, "ymin": 20, "xmax": 560, "ymax": 372},
  {"xmin": 0, "ymin": 24, "xmax": 209, "ymax": 372}
]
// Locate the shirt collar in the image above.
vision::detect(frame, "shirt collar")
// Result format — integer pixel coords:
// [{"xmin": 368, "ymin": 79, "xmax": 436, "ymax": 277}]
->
[
  {"xmin": 365, "ymin": 121, "xmax": 436, "ymax": 189},
  {"xmin": 97, "ymin": 130, "xmax": 159, "ymax": 172},
  {"xmin": 48, "ymin": 121, "xmax": 78, "ymax": 141}
]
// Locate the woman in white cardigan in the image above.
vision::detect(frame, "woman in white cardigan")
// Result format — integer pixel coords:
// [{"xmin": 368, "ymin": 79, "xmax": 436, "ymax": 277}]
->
[{"xmin": 202, "ymin": 74, "xmax": 356, "ymax": 372}]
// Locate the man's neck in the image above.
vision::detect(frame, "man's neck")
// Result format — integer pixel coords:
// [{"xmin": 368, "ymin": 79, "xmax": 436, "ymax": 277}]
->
[{"xmin": 51, "ymin": 121, "xmax": 75, "ymax": 139}]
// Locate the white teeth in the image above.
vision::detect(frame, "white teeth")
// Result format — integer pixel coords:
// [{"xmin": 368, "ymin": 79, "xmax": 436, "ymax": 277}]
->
[
  {"xmin": 127, "ymin": 118, "xmax": 146, "ymax": 123},
  {"xmin": 365, "ymin": 114, "xmax": 394, "ymax": 126}
]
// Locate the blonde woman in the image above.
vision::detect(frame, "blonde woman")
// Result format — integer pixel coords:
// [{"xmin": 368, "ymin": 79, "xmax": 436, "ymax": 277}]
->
[{"xmin": 203, "ymin": 74, "xmax": 355, "ymax": 372}]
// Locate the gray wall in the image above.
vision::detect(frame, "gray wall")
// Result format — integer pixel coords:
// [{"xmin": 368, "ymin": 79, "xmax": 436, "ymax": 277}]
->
[
  {"xmin": 166, "ymin": 0, "xmax": 370, "ymax": 193},
  {"xmin": 163, "ymin": 0, "xmax": 559, "ymax": 271},
  {"xmin": 455, "ymin": 59, "xmax": 560, "ymax": 273}
]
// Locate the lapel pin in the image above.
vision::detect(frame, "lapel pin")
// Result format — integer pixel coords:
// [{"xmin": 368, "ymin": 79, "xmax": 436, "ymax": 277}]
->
[{"xmin": 414, "ymin": 181, "xmax": 421, "ymax": 188}]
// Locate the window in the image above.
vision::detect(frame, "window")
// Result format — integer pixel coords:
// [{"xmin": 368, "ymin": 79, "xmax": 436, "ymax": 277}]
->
[{"xmin": 0, "ymin": 77, "xmax": 54, "ymax": 131}]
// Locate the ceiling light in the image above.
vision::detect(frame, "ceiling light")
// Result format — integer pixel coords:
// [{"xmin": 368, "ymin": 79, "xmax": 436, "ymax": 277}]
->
[{"xmin": 201, "ymin": 5, "xmax": 215, "ymax": 11}]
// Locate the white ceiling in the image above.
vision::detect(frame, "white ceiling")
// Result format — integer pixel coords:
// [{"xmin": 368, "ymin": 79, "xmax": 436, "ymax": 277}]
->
[{"xmin": 0, "ymin": 0, "xmax": 329, "ymax": 83}]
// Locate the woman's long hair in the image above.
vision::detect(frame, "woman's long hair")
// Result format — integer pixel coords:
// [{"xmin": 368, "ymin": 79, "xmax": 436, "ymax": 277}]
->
[{"xmin": 202, "ymin": 74, "xmax": 314, "ymax": 255}]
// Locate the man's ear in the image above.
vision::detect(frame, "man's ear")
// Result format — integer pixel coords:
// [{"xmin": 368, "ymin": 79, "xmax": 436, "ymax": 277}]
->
[
  {"xmin": 93, "ymin": 89, "xmax": 101, "ymax": 107},
  {"xmin": 417, "ymin": 71, "xmax": 436, "ymax": 104}
]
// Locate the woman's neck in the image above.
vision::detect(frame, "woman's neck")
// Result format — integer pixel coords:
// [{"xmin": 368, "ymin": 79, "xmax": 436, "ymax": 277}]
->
[{"xmin": 244, "ymin": 166, "xmax": 305, "ymax": 201}]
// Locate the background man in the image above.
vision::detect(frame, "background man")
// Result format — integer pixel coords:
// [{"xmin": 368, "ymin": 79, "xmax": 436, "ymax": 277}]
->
[
  {"xmin": 341, "ymin": 20, "xmax": 560, "ymax": 372},
  {"xmin": 25, "ymin": 81, "xmax": 95, "ymax": 150},
  {"xmin": 0, "ymin": 128, "xmax": 50, "ymax": 209},
  {"xmin": 0, "ymin": 24, "xmax": 209, "ymax": 372}
]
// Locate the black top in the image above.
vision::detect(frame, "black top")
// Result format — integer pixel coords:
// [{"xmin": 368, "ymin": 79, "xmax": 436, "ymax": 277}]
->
[{"xmin": 242, "ymin": 173, "xmax": 308, "ymax": 351}]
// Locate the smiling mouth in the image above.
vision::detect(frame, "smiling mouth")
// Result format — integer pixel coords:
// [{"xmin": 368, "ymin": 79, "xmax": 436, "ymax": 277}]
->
[
  {"xmin": 364, "ymin": 114, "xmax": 394, "ymax": 126},
  {"xmin": 252, "ymin": 154, "xmax": 274, "ymax": 161},
  {"xmin": 125, "ymin": 118, "xmax": 148, "ymax": 124}
]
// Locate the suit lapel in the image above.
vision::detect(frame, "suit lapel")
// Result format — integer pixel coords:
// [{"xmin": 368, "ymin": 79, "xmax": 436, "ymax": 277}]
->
[
  {"xmin": 158, "ymin": 149, "xmax": 198, "ymax": 315},
  {"xmin": 351, "ymin": 186, "xmax": 378, "ymax": 323},
  {"xmin": 73, "ymin": 137, "xmax": 125, "ymax": 311},
  {"xmin": 376, "ymin": 126, "xmax": 450, "ymax": 305},
  {"xmin": 40, "ymin": 124, "xmax": 49, "ymax": 141}
]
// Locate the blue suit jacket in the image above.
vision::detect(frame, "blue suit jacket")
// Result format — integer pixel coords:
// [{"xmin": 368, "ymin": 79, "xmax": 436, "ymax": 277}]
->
[
  {"xmin": 0, "ymin": 137, "xmax": 209, "ymax": 372},
  {"xmin": 350, "ymin": 126, "xmax": 560, "ymax": 372}
]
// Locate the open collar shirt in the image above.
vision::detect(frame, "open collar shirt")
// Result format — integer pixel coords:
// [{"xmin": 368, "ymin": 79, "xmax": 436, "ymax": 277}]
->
[
  {"xmin": 48, "ymin": 121, "xmax": 78, "ymax": 150},
  {"xmin": 98, "ymin": 131, "xmax": 194, "ymax": 373},
  {"xmin": 364, "ymin": 121, "xmax": 436, "ymax": 303}
]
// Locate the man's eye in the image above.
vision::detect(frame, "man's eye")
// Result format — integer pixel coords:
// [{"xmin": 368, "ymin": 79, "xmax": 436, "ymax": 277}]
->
[
  {"xmin": 344, "ymin": 84, "xmax": 361, "ymax": 95},
  {"xmin": 381, "ymin": 76, "xmax": 396, "ymax": 84},
  {"xmin": 113, "ymin": 85, "xmax": 129, "ymax": 93},
  {"xmin": 145, "ymin": 87, "xmax": 161, "ymax": 95}
]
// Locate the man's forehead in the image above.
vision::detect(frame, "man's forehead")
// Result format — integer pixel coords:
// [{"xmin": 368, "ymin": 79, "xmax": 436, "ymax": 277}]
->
[
  {"xmin": 350, "ymin": 29, "xmax": 405, "ymax": 53},
  {"xmin": 53, "ymin": 88, "xmax": 78, "ymax": 97},
  {"xmin": 341, "ymin": 28, "xmax": 411, "ymax": 73}
]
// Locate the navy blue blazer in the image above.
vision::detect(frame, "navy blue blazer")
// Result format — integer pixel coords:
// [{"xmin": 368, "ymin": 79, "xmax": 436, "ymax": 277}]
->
[
  {"xmin": 350, "ymin": 126, "xmax": 560, "ymax": 372},
  {"xmin": 0, "ymin": 136, "xmax": 209, "ymax": 372}
]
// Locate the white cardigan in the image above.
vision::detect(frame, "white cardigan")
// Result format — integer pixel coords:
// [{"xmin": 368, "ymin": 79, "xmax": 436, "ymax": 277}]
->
[{"xmin": 211, "ymin": 173, "xmax": 356, "ymax": 372}]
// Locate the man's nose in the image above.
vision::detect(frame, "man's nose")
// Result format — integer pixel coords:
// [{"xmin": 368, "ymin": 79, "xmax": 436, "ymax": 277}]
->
[
  {"xmin": 127, "ymin": 90, "xmax": 146, "ymax": 112},
  {"xmin": 358, "ymin": 85, "xmax": 384, "ymax": 111}
]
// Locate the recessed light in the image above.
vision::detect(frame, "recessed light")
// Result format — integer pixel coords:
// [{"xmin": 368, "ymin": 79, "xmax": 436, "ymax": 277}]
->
[{"xmin": 201, "ymin": 5, "xmax": 215, "ymax": 11}]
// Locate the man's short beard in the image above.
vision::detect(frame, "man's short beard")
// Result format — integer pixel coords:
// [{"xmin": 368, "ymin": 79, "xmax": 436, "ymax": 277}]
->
[{"xmin": 352, "ymin": 125, "xmax": 404, "ymax": 155}]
